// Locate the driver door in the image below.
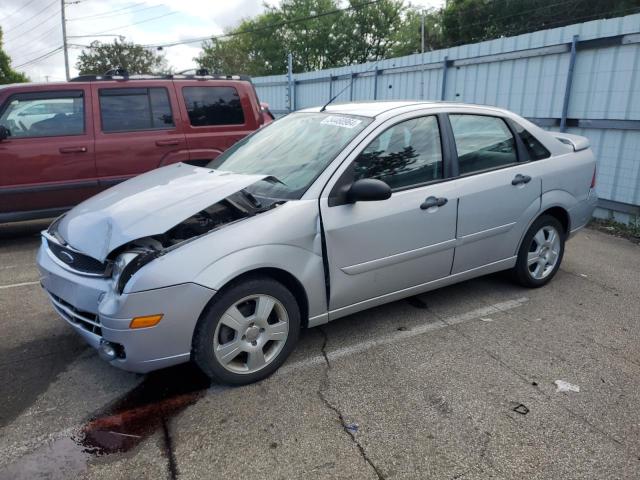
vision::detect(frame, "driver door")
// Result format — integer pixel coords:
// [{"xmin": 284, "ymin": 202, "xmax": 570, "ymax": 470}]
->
[{"xmin": 320, "ymin": 114, "xmax": 458, "ymax": 317}]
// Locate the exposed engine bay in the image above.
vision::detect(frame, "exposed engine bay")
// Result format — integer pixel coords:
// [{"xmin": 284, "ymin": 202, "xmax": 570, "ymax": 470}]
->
[{"xmin": 119, "ymin": 190, "xmax": 280, "ymax": 254}]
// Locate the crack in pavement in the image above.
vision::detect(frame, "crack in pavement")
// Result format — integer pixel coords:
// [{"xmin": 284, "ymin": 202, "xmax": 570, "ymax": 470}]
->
[
  {"xmin": 161, "ymin": 418, "xmax": 179, "ymax": 480},
  {"xmin": 316, "ymin": 328, "xmax": 385, "ymax": 480}
]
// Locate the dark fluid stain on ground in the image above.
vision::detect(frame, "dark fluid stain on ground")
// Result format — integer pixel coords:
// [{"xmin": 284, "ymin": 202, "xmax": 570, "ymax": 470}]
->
[
  {"xmin": 406, "ymin": 296, "xmax": 429, "ymax": 309},
  {"xmin": 77, "ymin": 363, "xmax": 212, "ymax": 455}
]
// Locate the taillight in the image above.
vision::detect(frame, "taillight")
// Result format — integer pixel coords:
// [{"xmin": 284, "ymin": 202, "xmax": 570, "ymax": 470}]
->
[{"xmin": 590, "ymin": 166, "xmax": 597, "ymax": 188}]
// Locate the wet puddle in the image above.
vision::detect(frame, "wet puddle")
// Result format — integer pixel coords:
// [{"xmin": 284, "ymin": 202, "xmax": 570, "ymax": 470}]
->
[{"xmin": 2, "ymin": 364, "xmax": 220, "ymax": 479}]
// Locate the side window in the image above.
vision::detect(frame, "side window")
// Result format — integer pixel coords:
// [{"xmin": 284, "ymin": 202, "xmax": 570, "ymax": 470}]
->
[
  {"xmin": 99, "ymin": 88, "xmax": 174, "ymax": 133},
  {"xmin": 0, "ymin": 91, "xmax": 84, "ymax": 138},
  {"xmin": 352, "ymin": 116, "xmax": 443, "ymax": 190},
  {"xmin": 182, "ymin": 86, "xmax": 245, "ymax": 126},
  {"xmin": 449, "ymin": 114, "xmax": 517, "ymax": 175},
  {"xmin": 512, "ymin": 122, "xmax": 550, "ymax": 160}
]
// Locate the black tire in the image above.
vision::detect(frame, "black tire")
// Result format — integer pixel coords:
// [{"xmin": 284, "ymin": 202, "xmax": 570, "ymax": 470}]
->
[
  {"xmin": 512, "ymin": 214, "xmax": 565, "ymax": 288},
  {"xmin": 192, "ymin": 276, "xmax": 301, "ymax": 385}
]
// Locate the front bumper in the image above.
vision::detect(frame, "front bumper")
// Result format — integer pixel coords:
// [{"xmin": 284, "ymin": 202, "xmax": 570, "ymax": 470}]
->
[{"xmin": 37, "ymin": 239, "xmax": 216, "ymax": 373}]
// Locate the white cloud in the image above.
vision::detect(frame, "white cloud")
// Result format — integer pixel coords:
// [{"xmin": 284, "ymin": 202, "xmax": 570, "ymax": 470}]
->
[{"xmin": 1, "ymin": 0, "xmax": 444, "ymax": 82}]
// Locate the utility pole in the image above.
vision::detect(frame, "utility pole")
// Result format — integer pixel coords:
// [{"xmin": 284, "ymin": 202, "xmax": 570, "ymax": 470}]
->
[
  {"xmin": 420, "ymin": 11, "xmax": 425, "ymax": 100},
  {"xmin": 61, "ymin": 0, "xmax": 70, "ymax": 81},
  {"xmin": 287, "ymin": 52, "xmax": 293, "ymax": 112}
]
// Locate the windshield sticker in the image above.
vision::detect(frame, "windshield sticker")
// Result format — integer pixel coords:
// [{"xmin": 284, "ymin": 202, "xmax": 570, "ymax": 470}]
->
[{"xmin": 320, "ymin": 116, "xmax": 363, "ymax": 129}]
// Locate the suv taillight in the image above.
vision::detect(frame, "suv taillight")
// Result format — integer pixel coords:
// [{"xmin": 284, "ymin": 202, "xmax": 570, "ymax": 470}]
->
[{"xmin": 590, "ymin": 166, "xmax": 597, "ymax": 188}]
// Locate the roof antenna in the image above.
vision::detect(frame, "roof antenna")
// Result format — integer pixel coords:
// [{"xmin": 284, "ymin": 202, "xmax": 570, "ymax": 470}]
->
[{"xmin": 320, "ymin": 58, "xmax": 384, "ymax": 112}]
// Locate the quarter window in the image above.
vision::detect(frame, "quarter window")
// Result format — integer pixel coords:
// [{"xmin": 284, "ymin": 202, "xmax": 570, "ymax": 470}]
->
[
  {"xmin": 182, "ymin": 86, "xmax": 245, "ymax": 126},
  {"xmin": 0, "ymin": 91, "xmax": 84, "ymax": 138},
  {"xmin": 353, "ymin": 116, "xmax": 443, "ymax": 190},
  {"xmin": 99, "ymin": 88, "xmax": 174, "ymax": 133},
  {"xmin": 449, "ymin": 115, "xmax": 517, "ymax": 175},
  {"xmin": 513, "ymin": 122, "xmax": 550, "ymax": 160}
]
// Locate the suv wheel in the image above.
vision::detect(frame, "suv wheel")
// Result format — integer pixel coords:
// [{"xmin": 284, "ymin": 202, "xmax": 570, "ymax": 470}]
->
[
  {"xmin": 512, "ymin": 215, "xmax": 565, "ymax": 288},
  {"xmin": 192, "ymin": 276, "xmax": 301, "ymax": 385}
]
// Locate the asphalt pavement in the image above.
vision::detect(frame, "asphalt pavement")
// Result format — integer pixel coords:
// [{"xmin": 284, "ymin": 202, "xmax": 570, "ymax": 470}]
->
[{"xmin": 0, "ymin": 220, "xmax": 639, "ymax": 479}]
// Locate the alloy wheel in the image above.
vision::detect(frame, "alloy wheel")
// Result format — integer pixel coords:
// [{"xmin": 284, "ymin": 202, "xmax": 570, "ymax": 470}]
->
[
  {"xmin": 527, "ymin": 225, "xmax": 561, "ymax": 280},
  {"xmin": 213, "ymin": 294, "xmax": 289, "ymax": 374}
]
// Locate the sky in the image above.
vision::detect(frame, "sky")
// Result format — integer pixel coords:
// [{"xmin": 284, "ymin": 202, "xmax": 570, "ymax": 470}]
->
[{"xmin": 0, "ymin": 0, "xmax": 444, "ymax": 82}]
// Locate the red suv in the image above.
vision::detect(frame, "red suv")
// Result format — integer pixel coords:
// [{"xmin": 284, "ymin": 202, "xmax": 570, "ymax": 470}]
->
[{"xmin": 0, "ymin": 73, "xmax": 273, "ymax": 223}]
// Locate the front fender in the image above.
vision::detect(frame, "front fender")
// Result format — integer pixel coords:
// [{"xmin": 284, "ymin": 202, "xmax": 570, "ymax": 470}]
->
[{"xmin": 194, "ymin": 245, "xmax": 328, "ymax": 322}]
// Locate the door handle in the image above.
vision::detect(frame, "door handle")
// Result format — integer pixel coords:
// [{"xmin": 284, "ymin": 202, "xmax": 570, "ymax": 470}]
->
[
  {"xmin": 155, "ymin": 139, "xmax": 180, "ymax": 146},
  {"xmin": 512, "ymin": 174, "xmax": 532, "ymax": 185},
  {"xmin": 59, "ymin": 146, "xmax": 87, "ymax": 153},
  {"xmin": 420, "ymin": 196, "xmax": 448, "ymax": 210}
]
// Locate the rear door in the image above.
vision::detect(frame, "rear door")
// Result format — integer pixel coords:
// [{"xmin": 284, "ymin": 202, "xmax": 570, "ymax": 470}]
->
[
  {"xmin": 92, "ymin": 82, "xmax": 188, "ymax": 188},
  {"xmin": 175, "ymin": 82, "xmax": 260, "ymax": 165},
  {"xmin": 0, "ymin": 86, "xmax": 97, "ymax": 220},
  {"xmin": 447, "ymin": 113, "xmax": 542, "ymax": 273},
  {"xmin": 320, "ymin": 113, "xmax": 458, "ymax": 315}
]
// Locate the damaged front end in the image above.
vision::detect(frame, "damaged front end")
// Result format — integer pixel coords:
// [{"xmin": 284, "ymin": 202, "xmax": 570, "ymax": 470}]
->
[{"xmin": 103, "ymin": 190, "xmax": 278, "ymax": 294}]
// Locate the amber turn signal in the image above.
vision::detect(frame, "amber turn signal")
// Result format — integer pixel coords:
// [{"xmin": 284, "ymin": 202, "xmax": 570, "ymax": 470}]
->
[{"xmin": 129, "ymin": 314, "xmax": 163, "ymax": 329}]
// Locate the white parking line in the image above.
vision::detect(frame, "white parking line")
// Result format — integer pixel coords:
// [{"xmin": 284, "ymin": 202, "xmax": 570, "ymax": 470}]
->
[
  {"xmin": 0, "ymin": 281, "xmax": 40, "ymax": 290},
  {"xmin": 279, "ymin": 297, "xmax": 529, "ymax": 375}
]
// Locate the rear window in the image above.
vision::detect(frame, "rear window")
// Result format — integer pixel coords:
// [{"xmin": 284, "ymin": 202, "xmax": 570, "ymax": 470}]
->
[
  {"xmin": 449, "ymin": 114, "xmax": 518, "ymax": 175},
  {"xmin": 99, "ymin": 87, "xmax": 174, "ymax": 133},
  {"xmin": 182, "ymin": 86, "xmax": 245, "ymax": 126}
]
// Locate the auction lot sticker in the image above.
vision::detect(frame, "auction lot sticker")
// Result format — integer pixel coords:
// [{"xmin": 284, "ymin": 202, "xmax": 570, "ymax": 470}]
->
[{"xmin": 320, "ymin": 116, "xmax": 363, "ymax": 129}]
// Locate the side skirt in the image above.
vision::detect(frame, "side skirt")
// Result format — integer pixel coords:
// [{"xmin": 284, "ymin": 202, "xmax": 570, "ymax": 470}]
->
[{"xmin": 327, "ymin": 256, "xmax": 517, "ymax": 322}]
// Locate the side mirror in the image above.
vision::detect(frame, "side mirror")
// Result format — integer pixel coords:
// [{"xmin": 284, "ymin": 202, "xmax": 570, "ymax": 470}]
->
[
  {"xmin": 347, "ymin": 178, "xmax": 391, "ymax": 203},
  {"xmin": 0, "ymin": 126, "xmax": 10, "ymax": 141}
]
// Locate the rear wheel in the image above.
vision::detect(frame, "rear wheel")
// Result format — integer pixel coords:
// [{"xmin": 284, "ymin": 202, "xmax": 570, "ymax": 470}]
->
[
  {"xmin": 192, "ymin": 277, "xmax": 301, "ymax": 385},
  {"xmin": 512, "ymin": 215, "xmax": 565, "ymax": 288}
]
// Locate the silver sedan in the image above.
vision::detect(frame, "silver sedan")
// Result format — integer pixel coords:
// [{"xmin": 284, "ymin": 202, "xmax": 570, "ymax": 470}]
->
[{"xmin": 37, "ymin": 101, "xmax": 598, "ymax": 385}]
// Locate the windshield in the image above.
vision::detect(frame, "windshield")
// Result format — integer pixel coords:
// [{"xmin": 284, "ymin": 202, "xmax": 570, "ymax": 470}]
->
[{"xmin": 208, "ymin": 112, "xmax": 372, "ymax": 199}]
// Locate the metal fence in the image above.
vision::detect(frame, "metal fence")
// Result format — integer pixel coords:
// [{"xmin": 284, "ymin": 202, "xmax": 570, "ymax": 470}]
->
[{"xmin": 253, "ymin": 13, "xmax": 640, "ymax": 223}]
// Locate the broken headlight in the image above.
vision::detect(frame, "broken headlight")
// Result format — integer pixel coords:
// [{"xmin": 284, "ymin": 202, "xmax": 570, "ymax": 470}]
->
[{"xmin": 112, "ymin": 251, "xmax": 158, "ymax": 294}]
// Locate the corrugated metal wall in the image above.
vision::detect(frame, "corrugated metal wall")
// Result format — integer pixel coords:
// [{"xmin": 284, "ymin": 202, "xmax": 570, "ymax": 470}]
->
[{"xmin": 254, "ymin": 13, "xmax": 640, "ymax": 220}]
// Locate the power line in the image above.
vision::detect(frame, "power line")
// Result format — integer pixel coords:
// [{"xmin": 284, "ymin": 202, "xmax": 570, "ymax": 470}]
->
[
  {"xmin": 3, "ymin": 0, "xmax": 59, "ymax": 35},
  {"xmin": 4, "ymin": 12, "xmax": 60, "ymax": 44},
  {"xmin": 75, "ymin": 9, "xmax": 179, "ymax": 37},
  {"xmin": 13, "ymin": 46, "xmax": 63, "ymax": 69},
  {"xmin": 65, "ymin": 1, "xmax": 146, "ymax": 20},
  {"xmin": 142, "ymin": 0, "xmax": 383, "ymax": 48},
  {"xmin": 0, "ymin": 0, "xmax": 40, "ymax": 22},
  {"xmin": 68, "ymin": 3, "xmax": 163, "ymax": 21},
  {"xmin": 6, "ymin": 23, "xmax": 61, "ymax": 52}
]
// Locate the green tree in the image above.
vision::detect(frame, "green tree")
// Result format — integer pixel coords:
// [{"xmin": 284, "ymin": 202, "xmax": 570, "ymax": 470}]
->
[
  {"xmin": 0, "ymin": 27, "xmax": 29, "ymax": 84},
  {"xmin": 388, "ymin": 6, "xmax": 444, "ymax": 57},
  {"xmin": 76, "ymin": 38, "xmax": 168, "ymax": 75},
  {"xmin": 441, "ymin": 0, "xmax": 640, "ymax": 46},
  {"xmin": 196, "ymin": 0, "xmax": 417, "ymax": 75}
]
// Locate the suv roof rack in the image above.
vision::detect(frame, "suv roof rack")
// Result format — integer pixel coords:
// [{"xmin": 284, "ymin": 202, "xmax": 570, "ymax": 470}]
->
[{"xmin": 70, "ymin": 68, "xmax": 252, "ymax": 83}]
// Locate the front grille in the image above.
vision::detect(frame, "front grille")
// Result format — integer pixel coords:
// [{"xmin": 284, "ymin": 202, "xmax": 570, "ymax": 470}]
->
[
  {"xmin": 48, "ymin": 292, "xmax": 102, "ymax": 336},
  {"xmin": 48, "ymin": 241, "xmax": 109, "ymax": 276}
]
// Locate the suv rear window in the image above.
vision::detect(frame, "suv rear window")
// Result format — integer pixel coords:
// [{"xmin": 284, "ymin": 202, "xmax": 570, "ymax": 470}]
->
[
  {"xmin": 0, "ymin": 91, "xmax": 84, "ymax": 138},
  {"xmin": 99, "ymin": 87, "xmax": 174, "ymax": 133},
  {"xmin": 182, "ymin": 86, "xmax": 245, "ymax": 126}
]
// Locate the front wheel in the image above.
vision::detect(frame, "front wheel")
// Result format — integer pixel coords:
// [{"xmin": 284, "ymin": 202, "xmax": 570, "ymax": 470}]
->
[
  {"xmin": 192, "ymin": 277, "xmax": 301, "ymax": 385},
  {"xmin": 512, "ymin": 215, "xmax": 565, "ymax": 288}
]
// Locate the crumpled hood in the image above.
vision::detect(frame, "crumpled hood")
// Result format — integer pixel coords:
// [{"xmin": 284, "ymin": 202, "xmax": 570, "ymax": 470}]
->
[{"xmin": 57, "ymin": 163, "xmax": 267, "ymax": 261}]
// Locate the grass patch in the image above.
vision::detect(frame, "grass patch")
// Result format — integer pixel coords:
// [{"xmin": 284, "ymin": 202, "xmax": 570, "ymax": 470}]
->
[{"xmin": 588, "ymin": 218, "xmax": 640, "ymax": 245}]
